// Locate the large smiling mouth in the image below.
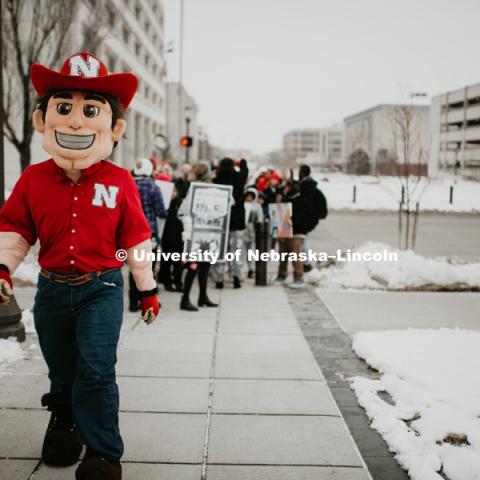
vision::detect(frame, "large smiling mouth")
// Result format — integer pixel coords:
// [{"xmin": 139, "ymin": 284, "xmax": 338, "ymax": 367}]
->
[{"xmin": 55, "ymin": 131, "xmax": 95, "ymax": 150}]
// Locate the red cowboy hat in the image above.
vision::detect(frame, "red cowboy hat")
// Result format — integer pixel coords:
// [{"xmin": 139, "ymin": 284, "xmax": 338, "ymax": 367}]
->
[{"xmin": 31, "ymin": 52, "xmax": 138, "ymax": 109}]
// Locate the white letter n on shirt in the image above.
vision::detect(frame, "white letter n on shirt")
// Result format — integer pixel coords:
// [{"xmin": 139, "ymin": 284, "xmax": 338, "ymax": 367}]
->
[{"xmin": 92, "ymin": 183, "xmax": 119, "ymax": 209}]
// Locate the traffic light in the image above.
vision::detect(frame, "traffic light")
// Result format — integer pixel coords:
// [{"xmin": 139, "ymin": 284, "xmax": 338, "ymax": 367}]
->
[{"xmin": 180, "ymin": 136, "xmax": 193, "ymax": 147}]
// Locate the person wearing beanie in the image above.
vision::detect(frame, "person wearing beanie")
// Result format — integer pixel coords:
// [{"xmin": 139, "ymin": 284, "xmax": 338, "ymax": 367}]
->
[
  {"xmin": 243, "ymin": 188, "xmax": 264, "ymax": 278},
  {"xmin": 129, "ymin": 158, "xmax": 167, "ymax": 312}
]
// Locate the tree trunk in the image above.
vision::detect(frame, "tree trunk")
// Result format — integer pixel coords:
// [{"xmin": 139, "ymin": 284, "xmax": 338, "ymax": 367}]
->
[{"xmin": 19, "ymin": 143, "xmax": 31, "ymax": 172}]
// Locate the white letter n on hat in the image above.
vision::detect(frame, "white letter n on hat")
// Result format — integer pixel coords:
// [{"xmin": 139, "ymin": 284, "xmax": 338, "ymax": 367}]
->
[{"xmin": 69, "ymin": 54, "xmax": 100, "ymax": 77}]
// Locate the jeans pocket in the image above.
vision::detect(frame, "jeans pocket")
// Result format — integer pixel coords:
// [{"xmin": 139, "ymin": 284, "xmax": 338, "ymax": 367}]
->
[{"xmin": 96, "ymin": 270, "xmax": 124, "ymax": 289}]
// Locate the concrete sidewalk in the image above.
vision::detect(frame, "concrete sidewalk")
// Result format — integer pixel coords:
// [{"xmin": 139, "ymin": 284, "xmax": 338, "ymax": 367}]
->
[{"xmin": 0, "ymin": 281, "xmax": 371, "ymax": 480}]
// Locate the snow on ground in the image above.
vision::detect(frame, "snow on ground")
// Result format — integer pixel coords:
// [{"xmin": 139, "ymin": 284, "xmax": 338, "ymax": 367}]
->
[
  {"xmin": 309, "ymin": 241, "xmax": 480, "ymax": 291},
  {"xmin": 0, "ymin": 338, "xmax": 25, "ymax": 372},
  {"xmin": 12, "ymin": 251, "xmax": 39, "ymax": 284},
  {"xmin": 350, "ymin": 329, "xmax": 480, "ymax": 480},
  {"xmin": 314, "ymin": 173, "xmax": 480, "ymax": 213},
  {"xmin": 21, "ymin": 309, "xmax": 35, "ymax": 334}
]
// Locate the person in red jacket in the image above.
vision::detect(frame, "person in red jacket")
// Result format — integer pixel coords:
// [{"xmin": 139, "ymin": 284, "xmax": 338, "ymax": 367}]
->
[{"xmin": 0, "ymin": 52, "xmax": 160, "ymax": 480}]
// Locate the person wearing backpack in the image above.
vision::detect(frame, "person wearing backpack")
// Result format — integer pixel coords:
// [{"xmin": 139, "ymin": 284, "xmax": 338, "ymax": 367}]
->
[{"xmin": 298, "ymin": 165, "xmax": 328, "ymax": 272}]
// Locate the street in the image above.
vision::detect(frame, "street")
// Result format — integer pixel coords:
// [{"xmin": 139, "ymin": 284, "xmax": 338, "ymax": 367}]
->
[{"xmin": 310, "ymin": 211, "xmax": 480, "ymax": 261}]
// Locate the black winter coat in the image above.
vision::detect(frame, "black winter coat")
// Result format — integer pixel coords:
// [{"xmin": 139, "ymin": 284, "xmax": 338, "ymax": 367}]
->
[
  {"xmin": 213, "ymin": 160, "xmax": 248, "ymax": 231},
  {"xmin": 161, "ymin": 197, "xmax": 184, "ymax": 253},
  {"xmin": 300, "ymin": 177, "xmax": 328, "ymax": 226},
  {"xmin": 288, "ymin": 193, "xmax": 317, "ymax": 235}
]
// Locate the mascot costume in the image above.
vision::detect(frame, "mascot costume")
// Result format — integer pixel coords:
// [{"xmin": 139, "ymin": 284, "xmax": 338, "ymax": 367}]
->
[{"xmin": 0, "ymin": 52, "xmax": 160, "ymax": 480}]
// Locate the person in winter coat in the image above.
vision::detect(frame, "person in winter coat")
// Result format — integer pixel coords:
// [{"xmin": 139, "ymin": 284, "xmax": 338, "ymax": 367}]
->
[
  {"xmin": 274, "ymin": 181, "xmax": 316, "ymax": 288},
  {"xmin": 298, "ymin": 164, "xmax": 328, "ymax": 272},
  {"xmin": 211, "ymin": 157, "xmax": 248, "ymax": 289},
  {"xmin": 158, "ymin": 189, "xmax": 184, "ymax": 291},
  {"xmin": 243, "ymin": 188, "xmax": 264, "ymax": 278},
  {"xmin": 129, "ymin": 158, "xmax": 167, "ymax": 311},
  {"xmin": 178, "ymin": 161, "xmax": 218, "ymax": 311}
]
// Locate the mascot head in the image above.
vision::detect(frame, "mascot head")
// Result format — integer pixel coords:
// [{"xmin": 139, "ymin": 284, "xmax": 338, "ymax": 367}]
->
[{"xmin": 31, "ymin": 52, "xmax": 138, "ymax": 171}]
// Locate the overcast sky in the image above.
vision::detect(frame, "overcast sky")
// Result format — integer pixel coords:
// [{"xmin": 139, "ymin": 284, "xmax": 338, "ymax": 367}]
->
[{"xmin": 163, "ymin": 0, "xmax": 480, "ymax": 154}]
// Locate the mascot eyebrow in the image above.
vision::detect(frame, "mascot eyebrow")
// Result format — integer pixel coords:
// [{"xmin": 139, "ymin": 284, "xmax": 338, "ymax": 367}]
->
[{"xmin": 52, "ymin": 91, "xmax": 107, "ymax": 104}]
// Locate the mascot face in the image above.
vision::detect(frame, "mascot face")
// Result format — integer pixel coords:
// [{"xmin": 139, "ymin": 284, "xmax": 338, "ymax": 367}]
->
[{"xmin": 33, "ymin": 91, "xmax": 126, "ymax": 171}]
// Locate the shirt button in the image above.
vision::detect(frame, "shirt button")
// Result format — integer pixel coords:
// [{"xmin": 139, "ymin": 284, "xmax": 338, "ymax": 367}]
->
[
  {"xmin": 72, "ymin": 213, "xmax": 77, "ymax": 217},
  {"xmin": 70, "ymin": 260, "xmax": 75, "ymax": 264},
  {"xmin": 71, "ymin": 229, "xmax": 76, "ymax": 233},
  {"xmin": 74, "ymin": 196, "xmax": 78, "ymax": 201},
  {"xmin": 69, "ymin": 245, "xmax": 74, "ymax": 250}
]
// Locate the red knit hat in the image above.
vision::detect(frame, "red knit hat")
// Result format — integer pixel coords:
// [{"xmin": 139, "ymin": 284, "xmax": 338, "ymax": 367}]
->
[{"xmin": 31, "ymin": 52, "xmax": 138, "ymax": 109}]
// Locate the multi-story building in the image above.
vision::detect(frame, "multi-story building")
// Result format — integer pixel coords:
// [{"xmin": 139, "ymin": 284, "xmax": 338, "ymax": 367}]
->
[
  {"xmin": 282, "ymin": 127, "xmax": 343, "ymax": 167},
  {"xmin": 165, "ymin": 82, "xmax": 199, "ymax": 164},
  {"xmin": 430, "ymin": 82, "xmax": 480, "ymax": 178},
  {"xmin": 344, "ymin": 104, "xmax": 430, "ymax": 175},
  {"xmin": 5, "ymin": 0, "xmax": 166, "ymax": 187}
]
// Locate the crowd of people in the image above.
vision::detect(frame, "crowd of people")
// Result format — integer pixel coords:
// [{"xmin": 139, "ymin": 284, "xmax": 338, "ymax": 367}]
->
[{"xmin": 130, "ymin": 157, "xmax": 328, "ymax": 312}]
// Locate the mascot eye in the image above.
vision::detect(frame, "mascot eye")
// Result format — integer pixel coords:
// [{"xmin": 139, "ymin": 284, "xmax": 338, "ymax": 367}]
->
[
  {"xmin": 83, "ymin": 104, "xmax": 100, "ymax": 118},
  {"xmin": 57, "ymin": 103, "xmax": 72, "ymax": 115}
]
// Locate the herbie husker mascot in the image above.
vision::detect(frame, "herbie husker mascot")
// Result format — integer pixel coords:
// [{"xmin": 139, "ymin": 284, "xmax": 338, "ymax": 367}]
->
[{"xmin": 0, "ymin": 52, "xmax": 160, "ymax": 480}]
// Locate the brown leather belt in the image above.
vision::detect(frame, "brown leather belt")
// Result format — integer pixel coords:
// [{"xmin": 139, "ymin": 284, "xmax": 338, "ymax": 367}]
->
[{"xmin": 40, "ymin": 268, "xmax": 120, "ymax": 286}]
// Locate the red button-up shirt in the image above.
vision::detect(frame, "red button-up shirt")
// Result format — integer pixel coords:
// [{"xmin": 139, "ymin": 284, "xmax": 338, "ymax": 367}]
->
[{"xmin": 0, "ymin": 159, "xmax": 151, "ymax": 273}]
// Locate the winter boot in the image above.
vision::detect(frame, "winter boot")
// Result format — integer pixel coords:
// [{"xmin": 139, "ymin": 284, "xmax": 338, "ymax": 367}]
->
[
  {"xmin": 198, "ymin": 296, "xmax": 218, "ymax": 307},
  {"xmin": 180, "ymin": 296, "xmax": 199, "ymax": 312},
  {"xmin": 42, "ymin": 410, "xmax": 83, "ymax": 467},
  {"xmin": 233, "ymin": 276, "xmax": 242, "ymax": 289},
  {"xmin": 76, "ymin": 450, "xmax": 121, "ymax": 480},
  {"xmin": 215, "ymin": 281, "xmax": 224, "ymax": 289},
  {"xmin": 247, "ymin": 269, "xmax": 254, "ymax": 279}
]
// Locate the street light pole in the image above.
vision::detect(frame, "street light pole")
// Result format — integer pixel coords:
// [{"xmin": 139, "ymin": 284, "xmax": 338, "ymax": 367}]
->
[{"xmin": 185, "ymin": 106, "xmax": 191, "ymax": 164}]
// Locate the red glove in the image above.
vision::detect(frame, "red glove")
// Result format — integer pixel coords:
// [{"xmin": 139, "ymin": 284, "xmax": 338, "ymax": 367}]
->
[
  {"xmin": 0, "ymin": 266, "xmax": 13, "ymax": 305},
  {"xmin": 140, "ymin": 292, "xmax": 160, "ymax": 324}
]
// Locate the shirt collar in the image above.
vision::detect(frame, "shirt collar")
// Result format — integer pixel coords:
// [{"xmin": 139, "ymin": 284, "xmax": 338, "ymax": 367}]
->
[{"xmin": 52, "ymin": 159, "xmax": 105, "ymax": 183}]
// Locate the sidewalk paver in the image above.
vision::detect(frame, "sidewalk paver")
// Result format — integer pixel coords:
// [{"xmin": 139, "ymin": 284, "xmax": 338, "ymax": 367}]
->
[{"xmin": 0, "ymin": 280, "xmax": 371, "ymax": 480}]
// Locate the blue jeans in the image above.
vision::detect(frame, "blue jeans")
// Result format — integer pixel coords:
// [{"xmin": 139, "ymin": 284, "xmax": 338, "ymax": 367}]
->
[{"xmin": 33, "ymin": 269, "xmax": 124, "ymax": 461}]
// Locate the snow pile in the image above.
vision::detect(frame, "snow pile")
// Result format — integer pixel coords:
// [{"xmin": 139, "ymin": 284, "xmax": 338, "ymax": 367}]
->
[
  {"xmin": 21, "ymin": 309, "xmax": 35, "ymax": 334},
  {"xmin": 350, "ymin": 329, "xmax": 480, "ymax": 480},
  {"xmin": 0, "ymin": 338, "xmax": 25, "ymax": 371},
  {"xmin": 13, "ymin": 251, "xmax": 40, "ymax": 284},
  {"xmin": 313, "ymin": 242, "xmax": 480, "ymax": 291},
  {"xmin": 314, "ymin": 173, "xmax": 480, "ymax": 212}
]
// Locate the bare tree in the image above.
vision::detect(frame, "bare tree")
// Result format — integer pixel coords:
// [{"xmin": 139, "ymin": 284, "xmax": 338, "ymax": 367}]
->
[
  {"xmin": 386, "ymin": 104, "xmax": 430, "ymax": 250},
  {"xmin": 1, "ymin": 0, "xmax": 79, "ymax": 171}
]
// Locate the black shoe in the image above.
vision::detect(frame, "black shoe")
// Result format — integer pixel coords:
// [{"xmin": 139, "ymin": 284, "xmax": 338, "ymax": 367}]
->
[
  {"xmin": 303, "ymin": 264, "xmax": 313, "ymax": 273},
  {"xmin": 215, "ymin": 281, "xmax": 224, "ymax": 289},
  {"xmin": 42, "ymin": 410, "xmax": 83, "ymax": 467},
  {"xmin": 198, "ymin": 296, "xmax": 218, "ymax": 307},
  {"xmin": 174, "ymin": 283, "xmax": 184, "ymax": 292},
  {"xmin": 247, "ymin": 270, "xmax": 254, "ymax": 279},
  {"xmin": 128, "ymin": 304, "xmax": 139, "ymax": 313},
  {"xmin": 233, "ymin": 276, "xmax": 242, "ymax": 289},
  {"xmin": 76, "ymin": 450, "xmax": 121, "ymax": 480},
  {"xmin": 180, "ymin": 297, "xmax": 199, "ymax": 311},
  {"xmin": 163, "ymin": 283, "xmax": 176, "ymax": 292}
]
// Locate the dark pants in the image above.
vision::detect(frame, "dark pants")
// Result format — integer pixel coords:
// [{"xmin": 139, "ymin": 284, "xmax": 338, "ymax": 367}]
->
[
  {"xmin": 33, "ymin": 269, "xmax": 124, "ymax": 461},
  {"xmin": 182, "ymin": 262, "xmax": 211, "ymax": 302}
]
